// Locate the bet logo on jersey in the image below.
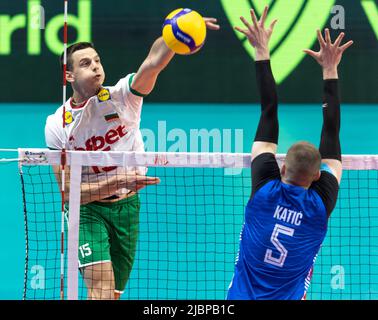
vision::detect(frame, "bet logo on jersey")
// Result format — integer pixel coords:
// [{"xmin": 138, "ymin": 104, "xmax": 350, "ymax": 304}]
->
[
  {"xmin": 65, "ymin": 111, "xmax": 73, "ymax": 124},
  {"xmin": 97, "ymin": 88, "xmax": 111, "ymax": 102}
]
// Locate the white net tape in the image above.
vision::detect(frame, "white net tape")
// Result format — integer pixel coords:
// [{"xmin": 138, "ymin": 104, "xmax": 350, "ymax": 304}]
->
[{"xmin": 18, "ymin": 148, "xmax": 378, "ymax": 170}]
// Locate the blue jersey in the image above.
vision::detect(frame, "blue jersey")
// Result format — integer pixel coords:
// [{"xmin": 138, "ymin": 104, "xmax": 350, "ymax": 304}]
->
[
  {"xmin": 227, "ymin": 179, "xmax": 328, "ymax": 300},
  {"xmin": 228, "ymin": 61, "xmax": 341, "ymax": 300}
]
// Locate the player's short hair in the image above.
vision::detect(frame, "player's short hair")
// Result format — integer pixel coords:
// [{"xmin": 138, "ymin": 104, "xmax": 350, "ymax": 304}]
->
[
  {"xmin": 285, "ymin": 141, "xmax": 321, "ymax": 180},
  {"xmin": 60, "ymin": 42, "xmax": 97, "ymax": 71}
]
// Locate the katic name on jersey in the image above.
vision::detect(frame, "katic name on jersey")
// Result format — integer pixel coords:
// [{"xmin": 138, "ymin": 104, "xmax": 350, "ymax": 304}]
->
[{"xmin": 273, "ymin": 205, "xmax": 303, "ymax": 226}]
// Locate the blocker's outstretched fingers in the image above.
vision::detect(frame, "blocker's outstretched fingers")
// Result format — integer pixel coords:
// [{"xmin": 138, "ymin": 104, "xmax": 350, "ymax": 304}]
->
[
  {"xmin": 269, "ymin": 19, "xmax": 278, "ymax": 34},
  {"xmin": 340, "ymin": 40, "xmax": 354, "ymax": 52},
  {"xmin": 317, "ymin": 29, "xmax": 327, "ymax": 48},
  {"xmin": 303, "ymin": 49, "xmax": 318, "ymax": 59},
  {"xmin": 260, "ymin": 5, "xmax": 269, "ymax": 26},
  {"xmin": 240, "ymin": 16, "xmax": 254, "ymax": 33},
  {"xmin": 333, "ymin": 32, "xmax": 345, "ymax": 47},
  {"xmin": 325, "ymin": 28, "xmax": 332, "ymax": 44},
  {"xmin": 249, "ymin": 8, "xmax": 259, "ymax": 28},
  {"xmin": 234, "ymin": 26, "xmax": 249, "ymax": 36}
]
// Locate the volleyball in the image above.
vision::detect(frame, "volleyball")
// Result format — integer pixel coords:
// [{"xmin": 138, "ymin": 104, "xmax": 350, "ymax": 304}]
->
[{"xmin": 162, "ymin": 8, "xmax": 207, "ymax": 55}]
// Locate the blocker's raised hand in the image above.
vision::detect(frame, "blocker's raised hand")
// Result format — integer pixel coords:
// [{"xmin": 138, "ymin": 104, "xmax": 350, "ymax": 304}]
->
[
  {"xmin": 234, "ymin": 5, "xmax": 277, "ymax": 60},
  {"xmin": 304, "ymin": 29, "xmax": 353, "ymax": 79}
]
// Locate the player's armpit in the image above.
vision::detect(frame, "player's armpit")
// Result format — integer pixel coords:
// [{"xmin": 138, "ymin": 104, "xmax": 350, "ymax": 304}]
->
[
  {"xmin": 251, "ymin": 141, "xmax": 277, "ymax": 161},
  {"xmin": 321, "ymin": 159, "xmax": 342, "ymax": 184},
  {"xmin": 250, "ymin": 152, "xmax": 281, "ymax": 198},
  {"xmin": 310, "ymin": 170, "xmax": 340, "ymax": 217}
]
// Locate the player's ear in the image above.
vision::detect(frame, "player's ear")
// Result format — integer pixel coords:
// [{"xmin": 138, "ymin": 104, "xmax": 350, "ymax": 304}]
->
[
  {"xmin": 66, "ymin": 70, "xmax": 75, "ymax": 83},
  {"xmin": 281, "ymin": 163, "xmax": 286, "ymax": 176},
  {"xmin": 313, "ymin": 170, "xmax": 321, "ymax": 182}
]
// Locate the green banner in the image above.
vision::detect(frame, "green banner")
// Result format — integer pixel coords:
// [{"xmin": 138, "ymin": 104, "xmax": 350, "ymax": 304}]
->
[{"xmin": 0, "ymin": 0, "xmax": 376, "ymax": 103}]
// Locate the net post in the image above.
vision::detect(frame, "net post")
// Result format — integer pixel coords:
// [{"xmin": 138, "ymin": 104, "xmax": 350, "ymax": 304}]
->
[
  {"xmin": 60, "ymin": 0, "xmax": 69, "ymax": 300},
  {"xmin": 67, "ymin": 152, "xmax": 82, "ymax": 300}
]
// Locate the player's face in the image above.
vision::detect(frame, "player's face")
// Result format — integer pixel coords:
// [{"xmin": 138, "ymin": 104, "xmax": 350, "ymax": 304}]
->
[{"xmin": 69, "ymin": 48, "xmax": 106, "ymax": 91}]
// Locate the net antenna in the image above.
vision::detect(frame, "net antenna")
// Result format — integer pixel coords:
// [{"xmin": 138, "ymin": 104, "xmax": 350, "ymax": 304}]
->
[{"xmin": 60, "ymin": 0, "xmax": 69, "ymax": 300}]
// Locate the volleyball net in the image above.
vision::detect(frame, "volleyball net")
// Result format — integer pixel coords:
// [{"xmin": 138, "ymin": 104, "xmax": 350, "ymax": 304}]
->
[{"xmin": 18, "ymin": 149, "xmax": 378, "ymax": 300}]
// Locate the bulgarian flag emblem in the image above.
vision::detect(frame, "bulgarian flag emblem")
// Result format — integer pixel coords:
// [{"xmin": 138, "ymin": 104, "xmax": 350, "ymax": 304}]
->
[{"xmin": 104, "ymin": 113, "xmax": 119, "ymax": 122}]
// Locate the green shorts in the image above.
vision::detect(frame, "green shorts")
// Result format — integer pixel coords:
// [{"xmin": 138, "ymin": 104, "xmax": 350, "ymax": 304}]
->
[{"xmin": 78, "ymin": 194, "xmax": 140, "ymax": 292}]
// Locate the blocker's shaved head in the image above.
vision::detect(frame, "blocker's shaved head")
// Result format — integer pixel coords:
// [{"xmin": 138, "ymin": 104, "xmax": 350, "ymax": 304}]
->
[{"xmin": 284, "ymin": 141, "xmax": 321, "ymax": 182}]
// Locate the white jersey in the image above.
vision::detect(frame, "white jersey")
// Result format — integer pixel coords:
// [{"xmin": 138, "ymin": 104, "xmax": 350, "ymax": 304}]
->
[{"xmin": 45, "ymin": 73, "xmax": 146, "ymax": 196}]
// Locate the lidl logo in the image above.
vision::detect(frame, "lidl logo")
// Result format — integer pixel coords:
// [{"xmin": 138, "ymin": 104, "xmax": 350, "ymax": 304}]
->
[
  {"xmin": 97, "ymin": 88, "xmax": 111, "ymax": 102},
  {"xmin": 65, "ymin": 111, "xmax": 73, "ymax": 124},
  {"xmin": 220, "ymin": 0, "xmax": 378, "ymax": 84}
]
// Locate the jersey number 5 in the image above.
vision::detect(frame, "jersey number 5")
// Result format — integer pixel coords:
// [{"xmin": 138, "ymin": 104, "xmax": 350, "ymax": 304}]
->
[{"xmin": 264, "ymin": 224, "xmax": 294, "ymax": 267}]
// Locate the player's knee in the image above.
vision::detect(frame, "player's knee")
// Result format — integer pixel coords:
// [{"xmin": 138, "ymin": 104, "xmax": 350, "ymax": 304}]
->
[
  {"xmin": 83, "ymin": 263, "xmax": 116, "ymax": 300},
  {"xmin": 87, "ymin": 278, "xmax": 115, "ymax": 300},
  {"xmin": 89, "ymin": 287, "xmax": 115, "ymax": 300}
]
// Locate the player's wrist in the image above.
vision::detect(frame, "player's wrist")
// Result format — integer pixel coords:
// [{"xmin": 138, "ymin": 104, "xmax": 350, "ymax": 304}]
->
[
  {"xmin": 322, "ymin": 67, "xmax": 338, "ymax": 80},
  {"xmin": 255, "ymin": 48, "xmax": 270, "ymax": 61}
]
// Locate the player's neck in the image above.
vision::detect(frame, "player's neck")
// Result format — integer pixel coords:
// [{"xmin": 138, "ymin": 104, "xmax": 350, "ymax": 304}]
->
[
  {"xmin": 281, "ymin": 176, "xmax": 311, "ymax": 189},
  {"xmin": 71, "ymin": 87, "xmax": 100, "ymax": 105}
]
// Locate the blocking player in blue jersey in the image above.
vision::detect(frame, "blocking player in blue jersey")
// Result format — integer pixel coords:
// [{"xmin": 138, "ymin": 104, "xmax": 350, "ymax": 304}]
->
[{"xmin": 227, "ymin": 6, "xmax": 353, "ymax": 300}]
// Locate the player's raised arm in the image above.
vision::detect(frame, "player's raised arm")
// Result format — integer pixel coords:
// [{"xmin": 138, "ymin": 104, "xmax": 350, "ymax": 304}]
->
[
  {"xmin": 304, "ymin": 29, "xmax": 353, "ymax": 184},
  {"xmin": 131, "ymin": 17, "xmax": 220, "ymax": 96},
  {"xmin": 235, "ymin": 6, "xmax": 278, "ymax": 161},
  {"xmin": 130, "ymin": 37, "xmax": 175, "ymax": 96}
]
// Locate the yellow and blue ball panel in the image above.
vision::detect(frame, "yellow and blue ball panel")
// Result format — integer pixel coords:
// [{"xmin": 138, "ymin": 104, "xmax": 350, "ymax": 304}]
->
[{"xmin": 163, "ymin": 8, "xmax": 206, "ymax": 55}]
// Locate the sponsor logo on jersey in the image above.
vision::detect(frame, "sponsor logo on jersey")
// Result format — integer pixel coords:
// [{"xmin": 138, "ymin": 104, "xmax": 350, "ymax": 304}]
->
[
  {"xmin": 65, "ymin": 111, "xmax": 73, "ymax": 124},
  {"xmin": 73, "ymin": 124, "xmax": 128, "ymax": 173},
  {"xmin": 97, "ymin": 88, "xmax": 111, "ymax": 102},
  {"xmin": 74, "ymin": 124, "xmax": 128, "ymax": 152},
  {"xmin": 104, "ymin": 113, "xmax": 119, "ymax": 122}
]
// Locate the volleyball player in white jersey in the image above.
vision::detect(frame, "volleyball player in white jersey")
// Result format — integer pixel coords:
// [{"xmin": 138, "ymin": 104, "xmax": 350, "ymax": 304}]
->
[{"xmin": 45, "ymin": 19, "xmax": 220, "ymax": 300}]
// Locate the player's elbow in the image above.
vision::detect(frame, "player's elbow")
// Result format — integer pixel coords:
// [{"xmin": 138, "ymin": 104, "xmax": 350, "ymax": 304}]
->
[{"xmin": 142, "ymin": 56, "xmax": 164, "ymax": 74}]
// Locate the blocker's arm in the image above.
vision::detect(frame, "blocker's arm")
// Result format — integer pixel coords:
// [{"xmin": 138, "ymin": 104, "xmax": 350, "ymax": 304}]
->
[{"xmin": 304, "ymin": 29, "xmax": 353, "ymax": 184}]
